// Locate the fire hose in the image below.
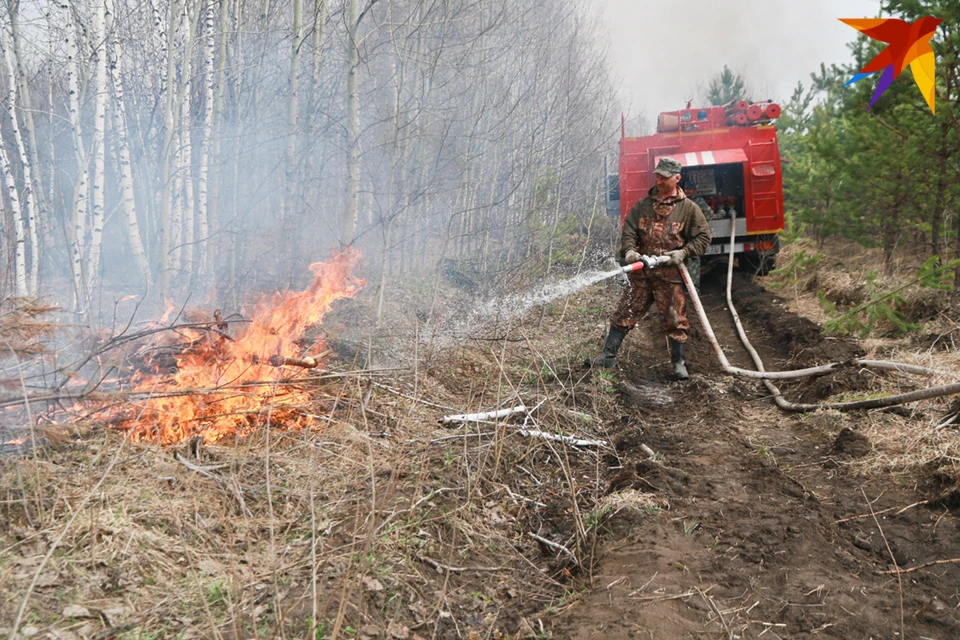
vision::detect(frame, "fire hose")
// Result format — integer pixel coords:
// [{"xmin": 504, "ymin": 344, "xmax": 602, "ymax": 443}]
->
[{"xmin": 674, "ymin": 212, "xmax": 960, "ymax": 412}]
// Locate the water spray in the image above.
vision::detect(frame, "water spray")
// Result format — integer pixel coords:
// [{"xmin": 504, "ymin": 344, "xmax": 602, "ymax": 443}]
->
[{"xmin": 423, "ymin": 253, "xmax": 676, "ymax": 350}]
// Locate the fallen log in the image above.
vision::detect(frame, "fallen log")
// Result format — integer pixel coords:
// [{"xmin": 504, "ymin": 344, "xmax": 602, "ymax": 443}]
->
[
  {"xmin": 517, "ymin": 428, "xmax": 606, "ymax": 448},
  {"xmin": 174, "ymin": 452, "xmax": 226, "ymax": 479},
  {"xmin": 439, "ymin": 405, "xmax": 527, "ymax": 425},
  {"xmin": 528, "ymin": 532, "xmax": 577, "ymax": 562},
  {"xmin": 420, "ymin": 557, "xmax": 504, "ymax": 574}
]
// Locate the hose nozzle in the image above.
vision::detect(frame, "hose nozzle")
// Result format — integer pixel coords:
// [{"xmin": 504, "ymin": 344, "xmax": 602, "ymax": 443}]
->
[{"xmin": 621, "ymin": 254, "xmax": 671, "ymax": 273}]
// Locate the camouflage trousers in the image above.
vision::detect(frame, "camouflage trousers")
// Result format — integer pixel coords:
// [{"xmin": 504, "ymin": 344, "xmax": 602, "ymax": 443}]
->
[{"xmin": 610, "ymin": 273, "xmax": 689, "ymax": 342}]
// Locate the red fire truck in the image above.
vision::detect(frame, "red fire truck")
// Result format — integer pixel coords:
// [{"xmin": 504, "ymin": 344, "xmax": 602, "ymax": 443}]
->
[{"xmin": 606, "ymin": 100, "xmax": 784, "ymax": 275}]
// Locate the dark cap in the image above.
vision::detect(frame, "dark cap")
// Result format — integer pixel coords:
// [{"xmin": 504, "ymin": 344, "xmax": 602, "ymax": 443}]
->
[{"xmin": 654, "ymin": 157, "xmax": 682, "ymax": 177}]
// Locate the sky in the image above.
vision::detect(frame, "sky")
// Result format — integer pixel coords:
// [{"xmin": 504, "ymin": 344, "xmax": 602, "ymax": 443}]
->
[{"xmin": 588, "ymin": 0, "xmax": 884, "ymax": 127}]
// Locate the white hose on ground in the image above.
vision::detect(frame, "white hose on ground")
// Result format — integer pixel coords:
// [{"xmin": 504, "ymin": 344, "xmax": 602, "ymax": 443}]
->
[{"xmin": 681, "ymin": 212, "xmax": 960, "ymax": 412}]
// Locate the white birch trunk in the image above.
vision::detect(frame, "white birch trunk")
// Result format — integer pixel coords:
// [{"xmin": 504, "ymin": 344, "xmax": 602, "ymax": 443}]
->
[
  {"xmin": 173, "ymin": 2, "xmax": 197, "ymax": 281},
  {"xmin": 158, "ymin": 0, "xmax": 179, "ymax": 297},
  {"xmin": 283, "ymin": 0, "xmax": 302, "ymax": 222},
  {"xmin": 105, "ymin": 0, "xmax": 151, "ymax": 287},
  {"xmin": 7, "ymin": 6, "xmax": 41, "ymax": 293},
  {"xmin": 0, "ymin": 22, "xmax": 35, "ymax": 296},
  {"xmin": 177, "ymin": 76, "xmax": 193, "ymax": 278},
  {"xmin": 171, "ymin": 137, "xmax": 183, "ymax": 271},
  {"xmin": 45, "ymin": 34, "xmax": 56, "ymax": 234},
  {"xmin": 342, "ymin": 0, "xmax": 359, "ymax": 246},
  {"xmin": 169, "ymin": 10, "xmax": 185, "ymax": 272},
  {"xmin": 311, "ymin": 0, "xmax": 326, "ymax": 82},
  {"xmin": 86, "ymin": 0, "xmax": 108, "ymax": 299},
  {"xmin": 206, "ymin": 0, "xmax": 230, "ymax": 284},
  {"xmin": 195, "ymin": 0, "xmax": 215, "ymax": 285},
  {"xmin": 148, "ymin": 0, "xmax": 168, "ymax": 145},
  {"xmin": 151, "ymin": 0, "xmax": 167, "ymax": 79},
  {"xmin": 306, "ymin": 0, "xmax": 326, "ymax": 139},
  {"xmin": 62, "ymin": 0, "xmax": 88, "ymax": 309},
  {"xmin": 0, "ymin": 134, "xmax": 27, "ymax": 295}
]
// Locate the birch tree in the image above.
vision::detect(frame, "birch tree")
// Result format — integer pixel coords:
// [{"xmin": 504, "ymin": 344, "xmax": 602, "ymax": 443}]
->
[
  {"xmin": 195, "ymin": 0, "xmax": 216, "ymax": 287},
  {"xmin": 6, "ymin": 1, "xmax": 42, "ymax": 221},
  {"xmin": 106, "ymin": 0, "xmax": 151, "ymax": 287},
  {"xmin": 61, "ymin": 0, "xmax": 89, "ymax": 309},
  {"xmin": 0, "ymin": 19, "xmax": 36, "ymax": 295},
  {"xmin": 86, "ymin": 0, "xmax": 108, "ymax": 300},
  {"xmin": 341, "ymin": 0, "xmax": 359, "ymax": 247},
  {"xmin": 158, "ymin": 0, "xmax": 179, "ymax": 298},
  {"xmin": 0, "ymin": 117, "xmax": 26, "ymax": 295},
  {"xmin": 170, "ymin": 1, "xmax": 197, "ymax": 279},
  {"xmin": 204, "ymin": 0, "xmax": 231, "ymax": 283},
  {"xmin": 283, "ymin": 0, "xmax": 301, "ymax": 222},
  {"xmin": 3, "ymin": 0, "xmax": 621, "ymax": 316}
]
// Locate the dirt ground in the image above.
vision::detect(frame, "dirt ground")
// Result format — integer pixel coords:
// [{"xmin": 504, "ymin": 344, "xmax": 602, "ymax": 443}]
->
[
  {"xmin": 554, "ymin": 270, "xmax": 960, "ymax": 639},
  {"xmin": 2, "ymin": 249, "xmax": 960, "ymax": 639}
]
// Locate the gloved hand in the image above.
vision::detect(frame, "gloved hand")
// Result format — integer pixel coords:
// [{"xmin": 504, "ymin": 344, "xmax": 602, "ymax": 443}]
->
[
  {"xmin": 663, "ymin": 249, "xmax": 686, "ymax": 266},
  {"xmin": 624, "ymin": 249, "xmax": 642, "ymax": 264}
]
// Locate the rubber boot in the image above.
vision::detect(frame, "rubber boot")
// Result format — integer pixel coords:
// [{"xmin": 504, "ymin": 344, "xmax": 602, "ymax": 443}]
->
[
  {"xmin": 669, "ymin": 338, "xmax": 689, "ymax": 380},
  {"xmin": 587, "ymin": 327, "xmax": 627, "ymax": 368}
]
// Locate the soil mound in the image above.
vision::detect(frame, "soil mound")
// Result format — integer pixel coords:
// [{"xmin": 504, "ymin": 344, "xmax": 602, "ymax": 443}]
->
[{"xmin": 830, "ymin": 426, "xmax": 871, "ymax": 457}]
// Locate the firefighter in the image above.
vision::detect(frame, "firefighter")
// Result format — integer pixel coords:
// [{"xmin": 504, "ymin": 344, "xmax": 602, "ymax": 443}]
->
[{"xmin": 589, "ymin": 157, "xmax": 712, "ymax": 379}]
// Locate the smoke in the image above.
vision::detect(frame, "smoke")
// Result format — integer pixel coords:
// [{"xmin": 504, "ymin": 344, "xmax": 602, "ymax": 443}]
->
[
  {"xmin": 587, "ymin": 0, "xmax": 882, "ymax": 120},
  {"xmin": 2, "ymin": 0, "xmax": 619, "ymax": 328}
]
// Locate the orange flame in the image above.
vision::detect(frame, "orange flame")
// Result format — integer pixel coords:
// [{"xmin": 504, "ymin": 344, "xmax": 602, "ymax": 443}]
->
[{"xmin": 122, "ymin": 249, "xmax": 364, "ymax": 444}]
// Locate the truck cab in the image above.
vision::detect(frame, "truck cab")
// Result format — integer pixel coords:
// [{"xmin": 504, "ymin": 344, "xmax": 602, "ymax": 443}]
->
[{"xmin": 606, "ymin": 101, "xmax": 785, "ymax": 275}]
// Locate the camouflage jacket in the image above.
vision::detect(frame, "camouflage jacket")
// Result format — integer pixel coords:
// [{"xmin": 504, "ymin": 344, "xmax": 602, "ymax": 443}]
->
[{"xmin": 620, "ymin": 187, "xmax": 712, "ymax": 282}]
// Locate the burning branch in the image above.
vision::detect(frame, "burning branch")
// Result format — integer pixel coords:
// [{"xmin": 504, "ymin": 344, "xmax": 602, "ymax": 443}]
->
[
  {"xmin": 251, "ymin": 350, "xmax": 331, "ymax": 369},
  {"xmin": 0, "ymin": 369, "xmax": 402, "ymax": 410},
  {"xmin": 0, "ymin": 252, "xmax": 368, "ymax": 446},
  {"xmin": 107, "ymin": 250, "xmax": 365, "ymax": 444}
]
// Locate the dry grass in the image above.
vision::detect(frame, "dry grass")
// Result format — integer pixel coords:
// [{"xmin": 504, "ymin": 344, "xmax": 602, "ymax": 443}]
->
[
  {"xmin": 771, "ymin": 237, "xmax": 959, "ymax": 337},
  {"xmin": 0, "ymin": 296, "xmax": 58, "ymax": 368},
  {"xmin": 0, "ymin": 280, "xmax": 631, "ymax": 640},
  {"xmin": 5, "ymin": 234, "xmax": 960, "ymax": 638},
  {"xmin": 767, "ymin": 237, "xmax": 960, "ymax": 486}
]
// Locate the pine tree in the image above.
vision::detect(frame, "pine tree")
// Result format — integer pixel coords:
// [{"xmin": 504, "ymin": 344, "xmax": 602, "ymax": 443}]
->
[{"xmin": 706, "ymin": 65, "xmax": 748, "ymax": 105}]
